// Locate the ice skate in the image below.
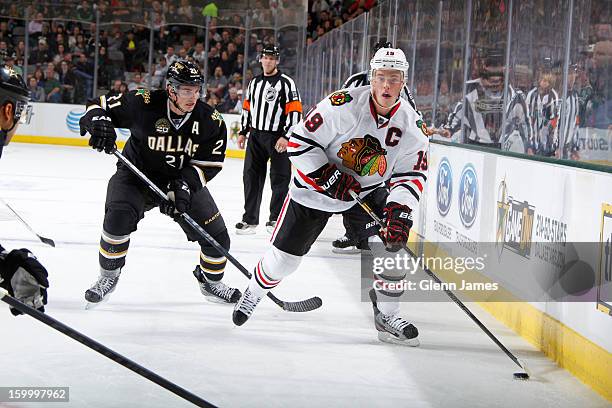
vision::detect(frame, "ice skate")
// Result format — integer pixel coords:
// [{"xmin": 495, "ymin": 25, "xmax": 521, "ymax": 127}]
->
[
  {"xmin": 370, "ymin": 289, "xmax": 419, "ymax": 346},
  {"xmin": 332, "ymin": 234, "xmax": 361, "ymax": 254},
  {"xmin": 235, "ymin": 221, "xmax": 257, "ymax": 235},
  {"xmin": 232, "ymin": 287, "xmax": 264, "ymax": 326},
  {"xmin": 265, "ymin": 220, "xmax": 277, "ymax": 233},
  {"xmin": 85, "ymin": 268, "xmax": 121, "ymax": 308},
  {"xmin": 193, "ymin": 266, "xmax": 241, "ymax": 304}
]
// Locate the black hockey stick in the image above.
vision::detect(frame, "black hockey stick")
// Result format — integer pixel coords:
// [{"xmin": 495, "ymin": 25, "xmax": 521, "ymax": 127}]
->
[
  {"xmin": 0, "ymin": 288, "xmax": 216, "ymax": 407},
  {"xmin": 112, "ymin": 149, "xmax": 322, "ymax": 313},
  {"xmin": 0, "ymin": 198, "xmax": 55, "ymax": 247},
  {"xmin": 349, "ymin": 190, "xmax": 530, "ymax": 380}
]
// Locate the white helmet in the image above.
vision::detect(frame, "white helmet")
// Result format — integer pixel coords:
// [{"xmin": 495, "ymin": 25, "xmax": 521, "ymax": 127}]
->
[{"xmin": 369, "ymin": 47, "xmax": 409, "ymax": 81}]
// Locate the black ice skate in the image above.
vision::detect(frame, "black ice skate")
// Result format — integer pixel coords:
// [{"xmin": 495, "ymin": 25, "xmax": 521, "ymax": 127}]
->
[
  {"xmin": 232, "ymin": 287, "xmax": 264, "ymax": 326},
  {"xmin": 235, "ymin": 221, "xmax": 257, "ymax": 235},
  {"xmin": 370, "ymin": 289, "xmax": 419, "ymax": 346},
  {"xmin": 85, "ymin": 269, "xmax": 121, "ymax": 308},
  {"xmin": 265, "ymin": 220, "xmax": 277, "ymax": 234},
  {"xmin": 331, "ymin": 234, "xmax": 361, "ymax": 254},
  {"xmin": 193, "ymin": 266, "xmax": 241, "ymax": 304}
]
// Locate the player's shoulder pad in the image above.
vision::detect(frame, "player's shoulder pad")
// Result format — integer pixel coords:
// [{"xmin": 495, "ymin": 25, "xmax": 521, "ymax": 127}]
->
[{"xmin": 197, "ymin": 101, "xmax": 225, "ymax": 129}]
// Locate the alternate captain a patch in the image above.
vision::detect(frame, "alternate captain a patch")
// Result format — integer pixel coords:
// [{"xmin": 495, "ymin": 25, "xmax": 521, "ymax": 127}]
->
[
  {"xmin": 337, "ymin": 134, "xmax": 387, "ymax": 177},
  {"xmin": 329, "ymin": 91, "xmax": 353, "ymax": 106}
]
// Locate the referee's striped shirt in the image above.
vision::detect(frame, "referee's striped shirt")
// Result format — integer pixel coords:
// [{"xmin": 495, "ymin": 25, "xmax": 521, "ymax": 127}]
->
[
  {"xmin": 342, "ymin": 70, "xmax": 422, "ymax": 118},
  {"xmin": 240, "ymin": 70, "xmax": 302, "ymax": 135}
]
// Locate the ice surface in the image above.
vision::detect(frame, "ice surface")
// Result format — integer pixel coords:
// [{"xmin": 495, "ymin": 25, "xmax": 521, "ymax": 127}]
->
[{"xmin": 0, "ymin": 144, "xmax": 607, "ymax": 408}]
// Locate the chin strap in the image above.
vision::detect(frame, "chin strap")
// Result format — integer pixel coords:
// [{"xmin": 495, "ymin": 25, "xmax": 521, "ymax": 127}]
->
[{"xmin": 168, "ymin": 87, "xmax": 189, "ymax": 114}]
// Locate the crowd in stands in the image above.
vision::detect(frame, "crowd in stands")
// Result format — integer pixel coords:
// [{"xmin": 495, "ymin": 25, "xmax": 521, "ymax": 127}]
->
[
  {"xmin": 0, "ymin": 1, "xmax": 292, "ymax": 114},
  {"xmin": 0, "ymin": 0, "xmax": 372, "ymax": 113}
]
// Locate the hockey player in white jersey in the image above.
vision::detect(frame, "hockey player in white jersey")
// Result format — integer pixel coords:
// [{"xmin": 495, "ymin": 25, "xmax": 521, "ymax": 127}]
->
[
  {"xmin": 332, "ymin": 40, "xmax": 423, "ymax": 254},
  {"xmin": 233, "ymin": 47, "xmax": 429, "ymax": 346}
]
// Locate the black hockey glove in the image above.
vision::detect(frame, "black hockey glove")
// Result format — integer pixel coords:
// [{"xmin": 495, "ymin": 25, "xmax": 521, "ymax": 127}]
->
[
  {"xmin": 311, "ymin": 164, "xmax": 361, "ymax": 202},
  {"xmin": 79, "ymin": 108, "xmax": 116, "ymax": 154},
  {"xmin": 0, "ymin": 248, "xmax": 49, "ymax": 316},
  {"xmin": 379, "ymin": 202, "xmax": 413, "ymax": 252},
  {"xmin": 160, "ymin": 179, "xmax": 191, "ymax": 216}
]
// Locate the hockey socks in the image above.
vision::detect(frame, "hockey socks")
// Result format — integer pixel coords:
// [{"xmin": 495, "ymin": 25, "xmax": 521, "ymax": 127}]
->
[{"xmin": 99, "ymin": 230, "xmax": 130, "ymax": 271}]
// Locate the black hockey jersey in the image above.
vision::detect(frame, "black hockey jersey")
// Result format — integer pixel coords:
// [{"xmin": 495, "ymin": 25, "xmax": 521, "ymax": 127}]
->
[{"xmin": 86, "ymin": 89, "xmax": 227, "ymax": 191}]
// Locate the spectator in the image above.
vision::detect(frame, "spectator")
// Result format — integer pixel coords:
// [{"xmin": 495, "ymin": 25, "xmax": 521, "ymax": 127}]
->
[
  {"xmin": 219, "ymin": 50, "xmax": 234, "ymax": 77},
  {"xmin": 33, "ymin": 68, "xmax": 45, "ymax": 87},
  {"xmin": 233, "ymin": 53, "xmax": 245, "ymax": 75},
  {"xmin": 14, "ymin": 41, "xmax": 26, "ymax": 61},
  {"xmin": 178, "ymin": 47, "xmax": 188, "ymax": 60},
  {"xmin": 76, "ymin": 0, "xmax": 94, "ymax": 21},
  {"xmin": 0, "ymin": 41, "xmax": 12, "ymax": 62},
  {"xmin": 58, "ymin": 60, "xmax": 76, "ymax": 103},
  {"xmin": 44, "ymin": 63, "xmax": 62, "ymax": 103},
  {"xmin": 207, "ymin": 66, "xmax": 228, "ymax": 98},
  {"xmin": 74, "ymin": 53, "xmax": 94, "ymax": 98},
  {"xmin": 206, "ymin": 92, "xmax": 220, "ymax": 107},
  {"xmin": 96, "ymin": 46, "xmax": 111, "ymax": 89},
  {"xmin": 28, "ymin": 76, "xmax": 45, "ymax": 102},
  {"xmin": 128, "ymin": 72, "xmax": 144, "ymax": 91},
  {"xmin": 0, "ymin": 22, "xmax": 13, "ymax": 46},
  {"xmin": 121, "ymin": 31, "xmax": 138, "ymax": 71},
  {"xmin": 218, "ymin": 87, "xmax": 240, "ymax": 113},
  {"xmin": 207, "ymin": 46, "xmax": 220, "ymax": 76},
  {"xmin": 108, "ymin": 79, "xmax": 123, "ymax": 97},
  {"xmin": 178, "ymin": 0, "xmax": 194, "ymax": 20},
  {"xmin": 119, "ymin": 81, "xmax": 129, "ymax": 94},
  {"xmin": 52, "ymin": 44, "xmax": 68, "ymax": 65},
  {"xmin": 165, "ymin": 45, "xmax": 178, "ymax": 65},
  {"xmin": 152, "ymin": 56, "xmax": 168, "ymax": 86},
  {"xmin": 202, "ymin": 2, "xmax": 219, "ymax": 18},
  {"xmin": 33, "ymin": 38, "xmax": 51, "ymax": 65},
  {"xmin": 28, "ymin": 12, "xmax": 44, "ymax": 37},
  {"xmin": 192, "ymin": 42, "xmax": 206, "ymax": 66}
]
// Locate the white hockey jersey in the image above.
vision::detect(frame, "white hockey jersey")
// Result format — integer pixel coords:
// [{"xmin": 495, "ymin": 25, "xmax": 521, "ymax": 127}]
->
[{"xmin": 287, "ymin": 86, "xmax": 429, "ymax": 213}]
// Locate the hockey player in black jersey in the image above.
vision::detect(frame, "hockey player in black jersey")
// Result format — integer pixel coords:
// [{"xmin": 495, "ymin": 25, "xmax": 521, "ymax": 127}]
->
[
  {"xmin": 0, "ymin": 65, "xmax": 49, "ymax": 316},
  {"xmin": 79, "ymin": 60, "xmax": 241, "ymax": 306}
]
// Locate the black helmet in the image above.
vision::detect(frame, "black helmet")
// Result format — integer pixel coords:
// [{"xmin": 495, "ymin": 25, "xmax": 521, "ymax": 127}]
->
[
  {"xmin": 260, "ymin": 45, "xmax": 280, "ymax": 60},
  {"xmin": 0, "ymin": 65, "xmax": 31, "ymax": 125},
  {"xmin": 166, "ymin": 60, "xmax": 204, "ymax": 87}
]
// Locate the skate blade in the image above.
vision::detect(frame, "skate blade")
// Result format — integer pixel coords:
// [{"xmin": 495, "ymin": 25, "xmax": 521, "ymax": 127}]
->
[
  {"xmin": 332, "ymin": 246, "xmax": 361, "ymax": 254},
  {"xmin": 84, "ymin": 292, "xmax": 113, "ymax": 310},
  {"xmin": 204, "ymin": 296, "xmax": 235, "ymax": 305},
  {"xmin": 236, "ymin": 229, "xmax": 256, "ymax": 235},
  {"xmin": 377, "ymin": 331, "xmax": 420, "ymax": 347}
]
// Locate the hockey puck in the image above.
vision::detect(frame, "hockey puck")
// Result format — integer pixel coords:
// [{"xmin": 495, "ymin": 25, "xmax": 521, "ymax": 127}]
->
[{"xmin": 513, "ymin": 372, "xmax": 530, "ymax": 380}]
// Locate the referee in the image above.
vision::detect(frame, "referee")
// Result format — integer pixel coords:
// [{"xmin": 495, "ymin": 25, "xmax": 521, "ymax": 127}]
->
[{"xmin": 236, "ymin": 45, "xmax": 302, "ymax": 234}]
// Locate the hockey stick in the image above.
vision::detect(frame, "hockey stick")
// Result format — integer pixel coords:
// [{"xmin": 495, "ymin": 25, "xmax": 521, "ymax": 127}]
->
[
  {"xmin": 0, "ymin": 198, "xmax": 56, "ymax": 247},
  {"xmin": 0, "ymin": 288, "xmax": 216, "ymax": 407},
  {"xmin": 112, "ymin": 149, "xmax": 322, "ymax": 313},
  {"xmin": 349, "ymin": 190, "xmax": 530, "ymax": 380}
]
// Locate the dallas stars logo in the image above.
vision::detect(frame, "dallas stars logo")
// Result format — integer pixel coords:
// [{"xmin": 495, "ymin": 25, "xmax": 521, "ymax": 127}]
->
[
  {"xmin": 135, "ymin": 89, "xmax": 151, "ymax": 104},
  {"xmin": 211, "ymin": 109, "xmax": 223, "ymax": 127}
]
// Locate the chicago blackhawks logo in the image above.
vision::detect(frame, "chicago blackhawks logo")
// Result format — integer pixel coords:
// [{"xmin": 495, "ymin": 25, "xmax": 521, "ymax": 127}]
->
[
  {"xmin": 337, "ymin": 135, "xmax": 387, "ymax": 177},
  {"xmin": 329, "ymin": 91, "xmax": 353, "ymax": 106}
]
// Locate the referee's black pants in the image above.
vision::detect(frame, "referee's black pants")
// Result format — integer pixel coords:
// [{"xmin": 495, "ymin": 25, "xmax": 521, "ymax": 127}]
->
[{"xmin": 242, "ymin": 129, "xmax": 291, "ymax": 225}]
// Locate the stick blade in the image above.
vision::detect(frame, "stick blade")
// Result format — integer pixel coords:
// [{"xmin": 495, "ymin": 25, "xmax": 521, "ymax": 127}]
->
[
  {"xmin": 281, "ymin": 296, "xmax": 322, "ymax": 312},
  {"xmin": 39, "ymin": 236, "xmax": 56, "ymax": 247}
]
